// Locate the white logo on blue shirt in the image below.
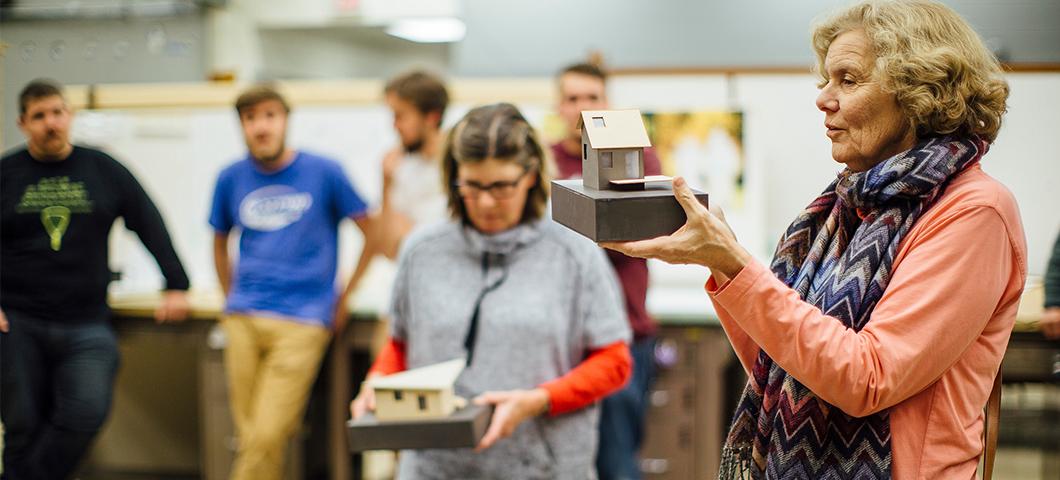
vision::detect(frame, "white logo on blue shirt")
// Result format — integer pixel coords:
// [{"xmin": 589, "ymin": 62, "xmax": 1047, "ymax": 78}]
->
[{"xmin": 239, "ymin": 185, "xmax": 313, "ymax": 231}]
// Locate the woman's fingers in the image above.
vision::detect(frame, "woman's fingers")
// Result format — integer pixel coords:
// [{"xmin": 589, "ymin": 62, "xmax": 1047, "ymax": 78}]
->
[
  {"xmin": 672, "ymin": 176, "xmax": 709, "ymax": 220},
  {"xmin": 600, "ymin": 236, "xmax": 670, "ymax": 260},
  {"xmin": 350, "ymin": 387, "xmax": 376, "ymax": 419},
  {"xmin": 708, "ymin": 202, "xmax": 726, "ymax": 222},
  {"xmin": 349, "ymin": 397, "xmax": 363, "ymax": 418},
  {"xmin": 475, "ymin": 399, "xmax": 513, "ymax": 452},
  {"xmin": 473, "ymin": 391, "xmax": 505, "ymax": 406}
]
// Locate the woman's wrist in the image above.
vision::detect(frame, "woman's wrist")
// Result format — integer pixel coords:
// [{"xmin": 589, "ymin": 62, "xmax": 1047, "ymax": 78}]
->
[
  {"xmin": 531, "ymin": 388, "xmax": 551, "ymax": 416},
  {"xmin": 712, "ymin": 244, "xmax": 752, "ymax": 280}
]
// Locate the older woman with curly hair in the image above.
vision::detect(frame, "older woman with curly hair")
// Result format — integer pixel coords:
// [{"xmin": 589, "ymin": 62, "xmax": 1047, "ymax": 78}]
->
[{"xmin": 606, "ymin": 1, "xmax": 1026, "ymax": 478}]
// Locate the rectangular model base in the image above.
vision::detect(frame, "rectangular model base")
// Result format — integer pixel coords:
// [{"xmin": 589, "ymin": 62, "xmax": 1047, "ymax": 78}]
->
[
  {"xmin": 550, "ymin": 179, "xmax": 709, "ymax": 242},
  {"xmin": 346, "ymin": 404, "xmax": 493, "ymax": 452}
]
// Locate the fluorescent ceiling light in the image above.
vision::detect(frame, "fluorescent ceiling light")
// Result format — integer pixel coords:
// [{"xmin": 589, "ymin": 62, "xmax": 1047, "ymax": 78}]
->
[{"xmin": 386, "ymin": 17, "xmax": 466, "ymax": 43}]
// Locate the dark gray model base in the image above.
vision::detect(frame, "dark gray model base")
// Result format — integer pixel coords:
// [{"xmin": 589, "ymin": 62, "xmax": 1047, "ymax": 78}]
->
[
  {"xmin": 550, "ymin": 179, "xmax": 709, "ymax": 242},
  {"xmin": 346, "ymin": 404, "xmax": 493, "ymax": 452}
]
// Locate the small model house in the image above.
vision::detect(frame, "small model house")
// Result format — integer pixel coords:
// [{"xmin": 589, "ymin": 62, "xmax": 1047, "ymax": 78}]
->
[
  {"xmin": 550, "ymin": 108, "xmax": 708, "ymax": 242},
  {"xmin": 579, "ymin": 109, "xmax": 666, "ymax": 190},
  {"xmin": 347, "ymin": 357, "xmax": 492, "ymax": 451},
  {"xmin": 368, "ymin": 358, "xmax": 466, "ymax": 421}
]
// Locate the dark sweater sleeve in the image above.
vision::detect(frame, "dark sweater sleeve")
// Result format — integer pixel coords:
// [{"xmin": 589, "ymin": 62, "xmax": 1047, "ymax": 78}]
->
[
  {"xmin": 111, "ymin": 159, "xmax": 191, "ymax": 291},
  {"xmin": 1045, "ymin": 232, "xmax": 1060, "ymax": 308}
]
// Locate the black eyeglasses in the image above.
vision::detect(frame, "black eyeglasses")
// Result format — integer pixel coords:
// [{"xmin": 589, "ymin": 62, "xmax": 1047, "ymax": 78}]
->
[{"xmin": 453, "ymin": 169, "xmax": 530, "ymax": 200}]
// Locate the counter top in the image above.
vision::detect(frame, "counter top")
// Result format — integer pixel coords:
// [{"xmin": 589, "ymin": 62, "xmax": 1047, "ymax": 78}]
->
[
  {"xmin": 107, "ymin": 286, "xmax": 724, "ymax": 326},
  {"xmin": 109, "ymin": 282, "xmax": 1045, "ymax": 331}
]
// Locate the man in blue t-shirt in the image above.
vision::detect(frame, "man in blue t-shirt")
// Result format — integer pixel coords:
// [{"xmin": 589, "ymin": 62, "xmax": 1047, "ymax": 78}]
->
[{"xmin": 208, "ymin": 85, "xmax": 369, "ymax": 480}]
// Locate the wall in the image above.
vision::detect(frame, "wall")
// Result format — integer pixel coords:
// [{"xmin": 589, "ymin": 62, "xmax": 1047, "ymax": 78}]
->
[
  {"xmin": 256, "ymin": 27, "xmax": 450, "ymax": 80},
  {"xmin": 0, "ymin": 15, "xmax": 209, "ymax": 149},
  {"xmin": 452, "ymin": 0, "xmax": 1060, "ymax": 76},
  {"xmin": 70, "ymin": 73, "xmax": 1059, "ymax": 315},
  {"xmin": 6, "ymin": 0, "xmax": 1059, "ymax": 147},
  {"xmin": 83, "ymin": 100, "xmax": 551, "ymax": 312}
]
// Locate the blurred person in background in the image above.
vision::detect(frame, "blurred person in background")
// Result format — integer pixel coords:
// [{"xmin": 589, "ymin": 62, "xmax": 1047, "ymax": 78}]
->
[
  {"xmin": 342, "ymin": 71, "xmax": 451, "ymax": 303},
  {"xmin": 209, "ymin": 85, "xmax": 370, "ymax": 480},
  {"xmin": 552, "ymin": 62, "xmax": 662, "ymax": 480},
  {"xmin": 2, "ymin": 78, "xmax": 190, "ymax": 480},
  {"xmin": 1041, "ymin": 231, "xmax": 1060, "ymax": 339}
]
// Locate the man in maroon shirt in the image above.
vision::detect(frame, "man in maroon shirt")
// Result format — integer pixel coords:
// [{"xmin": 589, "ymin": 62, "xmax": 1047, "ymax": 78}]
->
[{"xmin": 552, "ymin": 63, "xmax": 660, "ymax": 480}]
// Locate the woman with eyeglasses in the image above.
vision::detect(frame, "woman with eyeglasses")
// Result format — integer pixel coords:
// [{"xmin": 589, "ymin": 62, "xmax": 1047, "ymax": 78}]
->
[{"xmin": 350, "ymin": 103, "xmax": 632, "ymax": 479}]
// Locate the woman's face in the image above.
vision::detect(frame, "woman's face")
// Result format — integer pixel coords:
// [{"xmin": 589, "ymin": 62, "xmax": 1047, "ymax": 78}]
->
[
  {"xmin": 816, "ymin": 29, "xmax": 916, "ymax": 172},
  {"xmin": 456, "ymin": 157, "xmax": 536, "ymax": 234}
]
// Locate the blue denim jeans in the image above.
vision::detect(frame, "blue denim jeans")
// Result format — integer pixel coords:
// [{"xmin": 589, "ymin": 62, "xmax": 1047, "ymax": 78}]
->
[
  {"xmin": 1, "ymin": 310, "xmax": 120, "ymax": 480},
  {"xmin": 596, "ymin": 336, "xmax": 658, "ymax": 480}
]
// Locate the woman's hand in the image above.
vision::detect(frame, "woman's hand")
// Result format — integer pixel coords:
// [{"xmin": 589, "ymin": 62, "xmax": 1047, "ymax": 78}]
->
[
  {"xmin": 472, "ymin": 388, "xmax": 550, "ymax": 452},
  {"xmin": 600, "ymin": 177, "xmax": 752, "ymax": 281},
  {"xmin": 349, "ymin": 374, "xmax": 381, "ymax": 419}
]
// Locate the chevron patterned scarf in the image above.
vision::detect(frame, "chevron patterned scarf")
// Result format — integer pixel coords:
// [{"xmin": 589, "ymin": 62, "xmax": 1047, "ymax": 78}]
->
[{"xmin": 718, "ymin": 136, "xmax": 986, "ymax": 479}]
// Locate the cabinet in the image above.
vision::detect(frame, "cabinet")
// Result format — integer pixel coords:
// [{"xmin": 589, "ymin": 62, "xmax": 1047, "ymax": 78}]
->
[{"xmin": 640, "ymin": 325, "xmax": 743, "ymax": 479}]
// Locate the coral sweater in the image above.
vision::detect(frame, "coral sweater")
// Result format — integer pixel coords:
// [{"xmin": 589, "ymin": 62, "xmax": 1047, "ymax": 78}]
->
[{"xmin": 706, "ymin": 164, "xmax": 1026, "ymax": 479}]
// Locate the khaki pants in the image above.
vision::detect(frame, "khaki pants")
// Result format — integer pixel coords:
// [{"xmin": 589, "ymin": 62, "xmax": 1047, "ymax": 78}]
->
[{"xmin": 221, "ymin": 314, "xmax": 331, "ymax": 480}]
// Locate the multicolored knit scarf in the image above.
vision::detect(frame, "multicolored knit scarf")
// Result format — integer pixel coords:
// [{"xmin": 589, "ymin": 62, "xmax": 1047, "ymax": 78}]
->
[{"xmin": 718, "ymin": 136, "xmax": 986, "ymax": 479}]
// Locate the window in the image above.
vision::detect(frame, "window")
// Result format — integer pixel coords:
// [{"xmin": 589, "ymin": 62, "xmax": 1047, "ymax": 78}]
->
[
  {"xmin": 592, "ymin": 116, "xmax": 605, "ymax": 128},
  {"xmin": 394, "ymin": 390, "xmax": 404, "ymax": 401},
  {"xmin": 418, "ymin": 395, "xmax": 428, "ymax": 411},
  {"xmin": 601, "ymin": 151, "xmax": 613, "ymax": 168},
  {"xmin": 583, "ymin": 143, "xmax": 587, "ymax": 160},
  {"xmin": 625, "ymin": 151, "xmax": 641, "ymax": 177}
]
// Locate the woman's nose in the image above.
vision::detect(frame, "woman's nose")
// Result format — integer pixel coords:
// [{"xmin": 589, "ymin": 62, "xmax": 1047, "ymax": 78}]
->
[
  {"xmin": 816, "ymin": 85, "xmax": 838, "ymax": 113},
  {"xmin": 475, "ymin": 191, "xmax": 498, "ymax": 207}
]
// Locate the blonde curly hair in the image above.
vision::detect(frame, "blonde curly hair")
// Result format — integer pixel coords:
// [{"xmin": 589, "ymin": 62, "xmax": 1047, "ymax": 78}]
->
[{"xmin": 812, "ymin": 0, "xmax": 1009, "ymax": 142}]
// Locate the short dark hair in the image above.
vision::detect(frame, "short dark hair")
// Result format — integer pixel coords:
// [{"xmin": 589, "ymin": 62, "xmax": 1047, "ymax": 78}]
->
[
  {"xmin": 558, "ymin": 62, "xmax": 608, "ymax": 83},
  {"xmin": 234, "ymin": 85, "xmax": 290, "ymax": 116},
  {"xmin": 20, "ymin": 79, "xmax": 65, "ymax": 115},
  {"xmin": 384, "ymin": 71, "xmax": 449, "ymax": 128},
  {"xmin": 442, "ymin": 103, "xmax": 550, "ymax": 225}
]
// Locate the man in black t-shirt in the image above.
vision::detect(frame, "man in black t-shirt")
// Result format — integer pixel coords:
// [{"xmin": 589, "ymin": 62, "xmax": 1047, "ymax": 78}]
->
[{"xmin": 0, "ymin": 79, "xmax": 190, "ymax": 479}]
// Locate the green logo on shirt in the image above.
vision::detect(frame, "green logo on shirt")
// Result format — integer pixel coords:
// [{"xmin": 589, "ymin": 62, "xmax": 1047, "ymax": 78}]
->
[
  {"xmin": 17, "ymin": 176, "xmax": 93, "ymax": 251},
  {"xmin": 41, "ymin": 206, "xmax": 71, "ymax": 251}
]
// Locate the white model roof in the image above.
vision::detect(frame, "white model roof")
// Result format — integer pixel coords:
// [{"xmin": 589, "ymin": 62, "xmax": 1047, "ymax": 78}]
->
[
  {"xmin": 368, "ymin": 358, "xmax": 465, "ymax": 391},
  {"xmin": 579, "ymin": 109, "xmax": 652, "ymax": 149}
]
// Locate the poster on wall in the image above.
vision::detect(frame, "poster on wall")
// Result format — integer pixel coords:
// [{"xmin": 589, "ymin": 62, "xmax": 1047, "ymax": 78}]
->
[{"xmin": 642, "ymin": 110, "xmax": 744, "ymax": 211}]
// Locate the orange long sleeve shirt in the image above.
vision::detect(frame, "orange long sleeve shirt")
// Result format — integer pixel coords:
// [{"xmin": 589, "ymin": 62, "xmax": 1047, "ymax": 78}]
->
[
  {"xmin": 707, "ymin": 164, "xmax": 1026, "ymax": 479},
  {"xmin": 369, "ymin": 338, "xmax": 632, "ymax": 416}
]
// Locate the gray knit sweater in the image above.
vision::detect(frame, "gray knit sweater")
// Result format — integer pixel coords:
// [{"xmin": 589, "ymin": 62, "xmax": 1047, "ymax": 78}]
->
[{"xmin": 390, "ymin": 218, "xmax": 630, "ymax": 480}]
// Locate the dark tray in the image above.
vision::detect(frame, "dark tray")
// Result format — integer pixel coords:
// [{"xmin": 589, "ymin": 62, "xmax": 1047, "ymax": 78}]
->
[
  {"xmin": 346, "ymin": 404, "xmax": 493, "ymax": 452},
  {"xmin": 551, "ymin": 179, "xmax": 709, "ymax": 242}
]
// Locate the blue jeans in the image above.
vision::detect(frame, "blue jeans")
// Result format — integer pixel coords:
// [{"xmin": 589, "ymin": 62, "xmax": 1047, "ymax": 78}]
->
[
  {"xmin": 596, "ymin": 336, "xmax": 658, "ymax": 480},
  {"xmin": 1, "ymin": 310, "xmax": 120, "ymax": 480}
]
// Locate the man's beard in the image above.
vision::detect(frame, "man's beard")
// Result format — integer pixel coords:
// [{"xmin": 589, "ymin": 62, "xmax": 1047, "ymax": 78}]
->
[
  {"xmin": 35, "ymin": 131, "xmax": 70, "ymax": 160},
  {"xmin": 403, "ymin": 137, "xmax": 424, "ymax": 154},
  {"xmin": 253, "ymin": 140, "xmax": 286, "ymax": 165}
]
